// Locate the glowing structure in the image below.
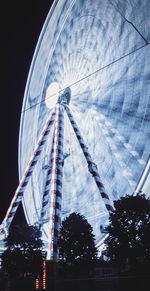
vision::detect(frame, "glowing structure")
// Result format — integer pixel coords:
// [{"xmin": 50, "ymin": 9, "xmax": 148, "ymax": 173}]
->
[
  {"xmin": 0, "ymin": 0, "xmax": 150, "ymax": 256},
  {"xmin": 0, "ymin": 87, "xmax": 113, "ymax": 260}
]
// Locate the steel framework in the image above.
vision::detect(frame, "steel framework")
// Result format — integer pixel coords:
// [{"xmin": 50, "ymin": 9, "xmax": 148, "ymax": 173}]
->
[{"xmin": 0, "ymin": 88, "xmax": 113, "ymax": 261}]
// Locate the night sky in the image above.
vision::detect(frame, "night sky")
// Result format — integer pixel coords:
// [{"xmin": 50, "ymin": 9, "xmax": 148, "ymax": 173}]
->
[{"xmin": 0, "ymin": 1, "xmax": 54, "ymax": 225}]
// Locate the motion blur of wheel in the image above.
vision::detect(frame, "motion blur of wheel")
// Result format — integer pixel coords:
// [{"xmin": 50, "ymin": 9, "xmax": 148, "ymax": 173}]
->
[{"xmin": 19, "ymin": 0, "xmax": 150, "ymax": 251}]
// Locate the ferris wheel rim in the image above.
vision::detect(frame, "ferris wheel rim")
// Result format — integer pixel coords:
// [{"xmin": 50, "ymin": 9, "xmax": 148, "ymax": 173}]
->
[{"xmin": 18, "ymin": 0, "xmax": 150, "ymax": 247}]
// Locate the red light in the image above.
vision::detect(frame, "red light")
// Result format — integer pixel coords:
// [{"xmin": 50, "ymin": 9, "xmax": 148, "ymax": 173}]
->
[{"xmin": 43, "ymin": 258, "xmax": 47, "ymax": 289}]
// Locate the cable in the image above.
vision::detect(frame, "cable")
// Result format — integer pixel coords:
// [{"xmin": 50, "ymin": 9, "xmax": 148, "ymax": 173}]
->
[
  {"xmin": 22, "ymin": 42, "xmax": 149, "ymax": 114},
  {"xmin": 109, "ymin": 0, "xmax": 149, "ymax": 44}
]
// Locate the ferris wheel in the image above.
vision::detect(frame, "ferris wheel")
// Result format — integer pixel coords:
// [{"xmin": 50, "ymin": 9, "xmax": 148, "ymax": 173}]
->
[{"xmin": 1, "ymin": 0, "xmax": 150, "ymax": 260}]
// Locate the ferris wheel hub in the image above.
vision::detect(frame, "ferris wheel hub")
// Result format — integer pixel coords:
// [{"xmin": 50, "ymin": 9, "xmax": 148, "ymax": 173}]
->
[
  {"xmin": 45, "ymin": 82, "xmax": 60, "ymax": 109},
  {"xmin": 58, "ymin": 87, "xmax": 71, "ymax": 105}
]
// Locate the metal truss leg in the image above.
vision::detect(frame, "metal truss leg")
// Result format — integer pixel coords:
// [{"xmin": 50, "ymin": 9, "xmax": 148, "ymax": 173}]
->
[
  {"xmin": 1, "ymin": 107, "xmax": 57, "ymax": 233},
  {"xmin": 64, "ymin": 105, "xmax": 113, "ymax": 213},
  {"xmin": 44, "ymin": 104, "xmax": 64, "ymax": 261}
]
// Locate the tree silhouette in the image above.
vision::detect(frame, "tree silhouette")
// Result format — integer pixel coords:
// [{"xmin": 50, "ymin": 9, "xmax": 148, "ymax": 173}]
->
[
  {"xmin": 1, "ymin": 224, "xmax": 44, "ymax": 290},
  {"xmin": 103, "ymin": 193, "xmax": 150, "ymax": 268},
  {"xmin": 58, "ymin": 212, "xmax": 97, "ymax": 266},
  {"xmin": 4, "ymin": 224, "xmax": 43, "ymax": 252}
]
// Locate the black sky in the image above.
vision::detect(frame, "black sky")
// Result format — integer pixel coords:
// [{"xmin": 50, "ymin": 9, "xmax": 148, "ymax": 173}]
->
[{"xmin": 0, "ymin": 1, "xmax": 54, "ymax": 224}]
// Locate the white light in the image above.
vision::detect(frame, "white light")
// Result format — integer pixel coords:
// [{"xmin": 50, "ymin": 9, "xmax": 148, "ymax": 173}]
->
[{"xmin": 45, "ymin": 82, "xmax": 60, "ymax": 109}]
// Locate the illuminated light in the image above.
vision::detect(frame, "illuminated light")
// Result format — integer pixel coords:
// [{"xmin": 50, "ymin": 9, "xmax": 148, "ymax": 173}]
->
[
  {"xmin": 130, "ymin": 150, "xmax": 139, "ymax": 157},
  {"xmin": 122, "ymin": 169, "xmax": 132, "ymax": 177},
  {"xmin": 138, "ymin": 159, "xmax": 146, "ymax": 165},
  {"xmin": 43, "ymin": 259, "xmax": 47, "ymax": 289},
  {"xmin": 124, "ymin": 143, "xmax": 132, "ymax": 150},
  {"xmin": 35, "ymin": 278, "xmax": 40, "ymax": 289},
  {"xmin": 128, "ymin": 180, "xmax": 136, "ymax": 187},
  {"xmin": 45, "ymin": 82, "xmax": 60, "ymax": 109},
  {"xmin": 117, "ymin": 135, "xmax": 125, "ymax": 142}
]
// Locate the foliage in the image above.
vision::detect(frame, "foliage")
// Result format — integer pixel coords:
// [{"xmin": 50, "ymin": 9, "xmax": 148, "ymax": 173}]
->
[
  {"xmin": 2, "ymin": 248, "xmax": 43, "ymax": 279},
  {"xmin": 103, "ymin": 193, "xmax": 150, "ymax": 266},
  {"xmin": 58, "ymin": 212, "xmax": 97, "ymax": 266},
  {"xmin": 5, "ymin": 224, "xmax": 43, "ymax": 252},
  {"xmin": 1, "ymin": 224, "xmax": 44, "ymax": 280}
]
